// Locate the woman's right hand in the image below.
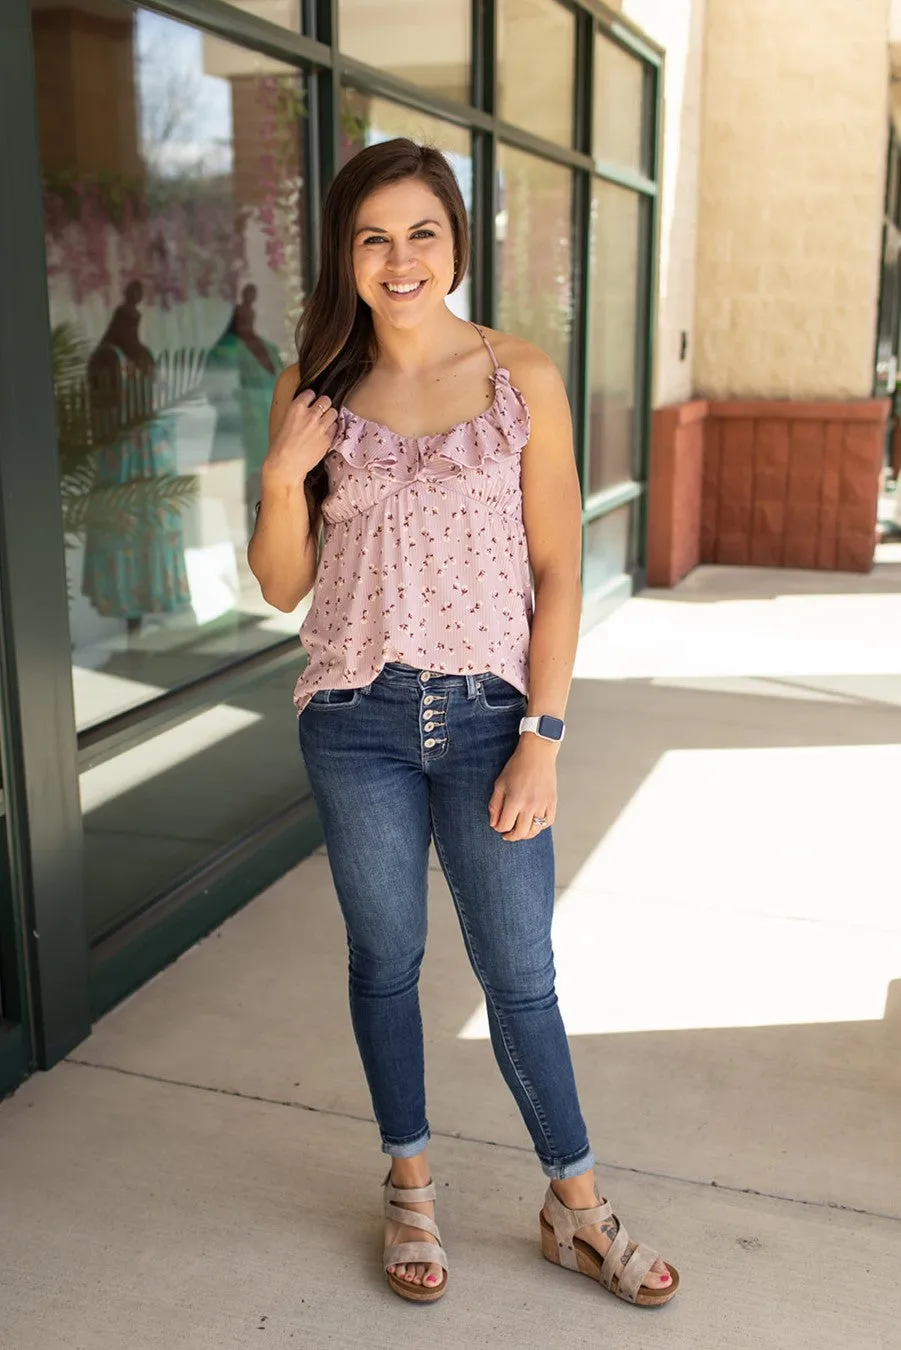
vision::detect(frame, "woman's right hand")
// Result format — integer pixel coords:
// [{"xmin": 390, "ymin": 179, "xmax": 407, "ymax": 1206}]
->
[{"xmin": 263, "ymin": 388, "xmax": 339, "ymax": 491}]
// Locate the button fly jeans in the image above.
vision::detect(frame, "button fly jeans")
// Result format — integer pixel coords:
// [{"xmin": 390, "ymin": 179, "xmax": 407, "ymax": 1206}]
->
[{"xmin": 298, "ymin": 662, "xmax": 594, "ymax": 1180}]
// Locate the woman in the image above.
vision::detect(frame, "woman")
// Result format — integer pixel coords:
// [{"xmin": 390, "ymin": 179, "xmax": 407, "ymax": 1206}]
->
[{"xmin": 248, "ymin": 139, "xmax": 678, "ymax": 1309}]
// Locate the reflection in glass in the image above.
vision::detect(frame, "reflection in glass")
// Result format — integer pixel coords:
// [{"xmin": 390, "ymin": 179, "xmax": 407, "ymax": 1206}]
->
[
  {"xmin": 594, "ymin": 34, "xmax": 648, "ymax": 174},
  {"xmin": 339, "ymin": 0, "xmax": 471, "ymax": 104},
  {"xmin": 496, "ymin": 145, "xmax": 573, "ymax": 380},
  {"xmin": 223, "ymin": 0, "xmax": 301, "ymax": 29},
  {"xmin": 583, "ymin": 508, "xmax": 631, "ymax": 597},
  {"xmin": 78, "ymin": 281, "xmax": 194, "ymax": 634},
  {"xmin": 588, "ymin": 182, "xmax": 641, "ymax": 494},
  {"xmin": 498, "ymin": 0, "xmax": 575, "ymax": 147},
  {"xmin": 32, "ymin": 2, "xmax": 308, "ymax": 729},
  {"xmin": 80, "ymin": 663, "xmax": 311, "ymax": 941},
  {"xmin": 340, "ymin": 90, "xmax": 473, "ymax": 321}
]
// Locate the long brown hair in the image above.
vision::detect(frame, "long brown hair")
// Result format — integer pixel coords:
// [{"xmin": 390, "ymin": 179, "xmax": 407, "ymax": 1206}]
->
[{"xmin": 295, "ymin": 138, "xmax": 470, "ymax": 523}]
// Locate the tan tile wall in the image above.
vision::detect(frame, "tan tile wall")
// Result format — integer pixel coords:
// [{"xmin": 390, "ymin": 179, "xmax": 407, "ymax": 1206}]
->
[
  {"xmin": 694, "ymin": 0, "xmax": 890, "ymax": 399},
  {"xmin": 618, "ymin": 0, "xmax": 706, "ymax": 408},
  {"xmin": 892, "ymin": 0, "xmax": 901, "ymax": 41}
]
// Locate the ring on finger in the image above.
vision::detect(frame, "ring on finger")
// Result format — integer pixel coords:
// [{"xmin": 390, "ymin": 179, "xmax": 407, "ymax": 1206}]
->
[{"xmin": 532, "ymin": 815, "xmax": 548, "ymax": 829}]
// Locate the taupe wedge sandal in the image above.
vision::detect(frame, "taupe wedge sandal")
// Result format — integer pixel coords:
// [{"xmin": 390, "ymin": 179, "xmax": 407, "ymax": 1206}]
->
[
  {"xmin": 383, "ymin": 1175, "xmax": 449, "ymax": 1304},
  {"xmin": 540, "ymin": 1185, "xmax": 679, "ymax": 1308}
]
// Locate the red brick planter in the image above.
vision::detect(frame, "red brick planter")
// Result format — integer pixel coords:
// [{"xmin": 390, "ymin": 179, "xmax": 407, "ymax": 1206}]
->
[
  {"xmin": 648, "ymin": 401, "xmax": 707, "ymax": 587},
  {"xmin": 647, "ymin": 398, "xmax": 889, "ymax": 587}
]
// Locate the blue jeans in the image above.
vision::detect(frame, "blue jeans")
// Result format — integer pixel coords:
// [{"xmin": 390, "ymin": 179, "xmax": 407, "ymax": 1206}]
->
[{"xmin": 298, "ymin": 662, "xmax": 594, "ymax": 1180}]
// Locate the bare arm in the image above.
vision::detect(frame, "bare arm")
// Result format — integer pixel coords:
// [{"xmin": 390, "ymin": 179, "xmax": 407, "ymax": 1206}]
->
[
  {"xmin": 519, "ymin": 353, "xmax": 583, "ymax": 721},
  {"xmin": 488, "ymin": 344, "xmax": 582, "ymax": 841},
  {"xmin": 247, "ymin": 364, "xmax": 337, "ymax": 612}
]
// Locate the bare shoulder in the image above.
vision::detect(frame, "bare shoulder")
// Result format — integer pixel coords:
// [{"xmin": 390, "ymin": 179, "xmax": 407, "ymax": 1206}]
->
[
  {"xmin": 481, "ymin": 329, "xmax": 566, "ymax": 404},
  {"xmin": 274, "ymin": 361, "xmax": 301, "ymax": 402}
]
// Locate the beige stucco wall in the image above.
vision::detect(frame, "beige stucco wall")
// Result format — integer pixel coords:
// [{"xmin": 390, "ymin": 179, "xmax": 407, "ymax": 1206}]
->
[
  {"xmin": 694, "ymin": 0, "xmax": 890, "ymax": 400},
  {"xmin": 616, "ymin": 1, "xmax": 706, "ymax": 408},
  {"xmin": 890, "ymin": 0, "xmax": 901, "ymax": 124}
]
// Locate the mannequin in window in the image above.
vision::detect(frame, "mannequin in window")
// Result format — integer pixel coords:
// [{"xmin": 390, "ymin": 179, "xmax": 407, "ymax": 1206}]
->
[
  {"xmin": 83, "ymin": 280, "xmax": 191, "ymax": 639},
  {"xmin": 208, "ymin": 283, "xmax": 282, "ymax": 534}
]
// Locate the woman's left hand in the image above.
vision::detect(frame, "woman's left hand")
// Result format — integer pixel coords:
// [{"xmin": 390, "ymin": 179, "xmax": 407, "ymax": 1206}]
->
[{"xmin": 489, "ymin": 738, "xmax": 558, "ymax": 842}]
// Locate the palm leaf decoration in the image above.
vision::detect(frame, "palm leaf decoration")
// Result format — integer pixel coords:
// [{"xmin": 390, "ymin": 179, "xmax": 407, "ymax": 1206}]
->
[{"xmin": 52, "ymin": 321, "xmax": 198, "ymax": 547}]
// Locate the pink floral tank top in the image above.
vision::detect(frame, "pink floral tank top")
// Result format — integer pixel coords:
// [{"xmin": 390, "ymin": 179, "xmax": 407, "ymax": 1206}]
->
[{"xmin": 292, "ymin": 326, "xmax": 533, "ymax": 713}]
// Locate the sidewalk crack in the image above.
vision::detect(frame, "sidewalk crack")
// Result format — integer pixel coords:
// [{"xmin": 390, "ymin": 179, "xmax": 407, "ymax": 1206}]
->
[{"xmin": 65, "ymin": 1056, "xmax": 900, "ymax": 1226}]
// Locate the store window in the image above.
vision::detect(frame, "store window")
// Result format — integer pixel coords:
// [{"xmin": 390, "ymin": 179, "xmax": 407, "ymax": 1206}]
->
[
  {"xmin": 339, "ymin": 0, "xmax": 471, "ymax": 105},
  {"xmin": 587, "ymin": 180, "xmax": 642, "ymax": 493},
  {"xmin": 340, "ymin": 90, "xmax": 473, "ymax": 320},
  {"xmin": 32, "ymin": 2, "xmax": 308, "ymax": 732},
  {"xmin": 80, "ymin": 662, "xmax": 310, "ymax": 941},
  {"xmin": 583, "ymin": 507, "xmax": 632, "ymax": 596},
  {"xmin": 593, "ymin": 33, "xmax": 650, "ymax": 174},
  {"xmin": 496, "ymin": 145, "xmax": 573, "ymax": 380},
  {"xmin": 497, "ymin": 0, "xmax": 575, "ymax": 147}
]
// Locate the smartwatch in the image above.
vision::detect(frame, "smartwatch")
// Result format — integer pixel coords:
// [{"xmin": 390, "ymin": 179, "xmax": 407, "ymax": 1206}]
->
[{"xmin": 519, "ymin": 714, "xmax": 566, "ymax": 743}]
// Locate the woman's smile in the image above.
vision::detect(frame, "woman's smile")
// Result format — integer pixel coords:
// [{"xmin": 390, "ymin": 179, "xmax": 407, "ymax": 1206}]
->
[{"xmin": 382, "ymin": 280, "xmax": 427, "ymax": 300}]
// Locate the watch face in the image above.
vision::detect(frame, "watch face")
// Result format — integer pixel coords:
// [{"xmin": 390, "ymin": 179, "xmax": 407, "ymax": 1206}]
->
[{"xmin": 537, "ymin": 715, "xmax": 565, "ymax": 742}]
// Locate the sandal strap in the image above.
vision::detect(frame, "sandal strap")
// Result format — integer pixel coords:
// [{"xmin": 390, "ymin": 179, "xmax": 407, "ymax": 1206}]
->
[
  {"xmin": 543, "ymin": 1184, "xmax": 612, "ymax": 1272},
  {"xmin": 599, "ymin": 1219, "xmax": 631, "ymax": 1289},
  {"xmin": 543, "ymin": 1185, "xmax": 611, "ymax": 1235},
  {"xmin": 598, "ymin": 1216, "xmax": 661, "ymax": 1303},
  {"xmin": 384, "ymin": 1242, "xmax": 448, "ymax": 1272},
  {"xmin": 384, "ymin": 1178, "xmax": 437, "ymax": 1206},
  {"xmin": 384, "ymin": 1202, "xmax": 441, "ymax": 1240},
  {"xmin": 617, "ymin": 1240, "xmax": 661, "ymax": 1304}
]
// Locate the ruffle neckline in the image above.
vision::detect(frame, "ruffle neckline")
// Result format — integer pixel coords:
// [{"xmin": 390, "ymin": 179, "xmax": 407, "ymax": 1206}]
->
[{"xmin": 329, "ymin": 366, "xmax": 530, "ymax": 482}]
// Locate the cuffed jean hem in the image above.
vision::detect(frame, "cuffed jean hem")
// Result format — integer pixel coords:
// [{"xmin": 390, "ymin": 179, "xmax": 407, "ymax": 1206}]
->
[
  {"xmin": 540, "ymin": 1148, "xmax": 596, "ymax": 1181},
  {"xmin": 381, "ymin": 1129, "xmax": 432, "ymax": 1159}
]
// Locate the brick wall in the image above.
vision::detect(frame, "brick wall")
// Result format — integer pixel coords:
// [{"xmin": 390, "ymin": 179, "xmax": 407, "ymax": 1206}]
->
[
  {"xmin": 647, "ymin": 400, "xmax": 706, "ymax": 584},
  {"xmin": 702, "ymin": 403, "xmax": 887, "ymax": 570},
  {"xmin": 648, "ymin": 398, "xmax": 889, "ymax": 584},
  {"xmin": 694, "ymin": 0, "xmax": 890, "ymax": 399}
]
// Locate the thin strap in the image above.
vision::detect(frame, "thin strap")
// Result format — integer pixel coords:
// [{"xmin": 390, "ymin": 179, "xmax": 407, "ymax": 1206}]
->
[
  {"xmin": 384, "ymin": 1242, "xmax": 449, "ymax": 1273},
  {"xmin": 471, "ymin": 322, "xmax": 499, "ymax": 371},
  {"xmin": 617, "ymin": 1241, "xmax": 660, "ymax": 1303},
  {"xmin": 384, "ymin": 1202, "xmax": 441, "ymax": 1238},
  {"xmin": 384, "ymin": 1177, "xmax": 436, "ymax": 1206}
]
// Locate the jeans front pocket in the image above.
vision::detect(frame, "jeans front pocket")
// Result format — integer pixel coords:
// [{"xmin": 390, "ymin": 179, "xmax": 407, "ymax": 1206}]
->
[
  {"xmin": 306, "ymin": 687, "xmax": 362, "ymax": 710},
  {"xmin": 477, "ymin": 676, "xmax": 528, "ymax": 713}
]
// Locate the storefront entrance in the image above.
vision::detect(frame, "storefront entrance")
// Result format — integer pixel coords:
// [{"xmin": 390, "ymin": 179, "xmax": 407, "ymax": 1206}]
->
[{"xmin": 0, "ymin": 0, "xmax": 660, "ymax": 1095}]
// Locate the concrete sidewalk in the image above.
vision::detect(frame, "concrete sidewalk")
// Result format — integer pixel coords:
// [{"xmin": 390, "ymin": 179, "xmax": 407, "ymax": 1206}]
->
[{"xmin": 2, "ymin": 563, "xmax": 901, "ymax": 1349}]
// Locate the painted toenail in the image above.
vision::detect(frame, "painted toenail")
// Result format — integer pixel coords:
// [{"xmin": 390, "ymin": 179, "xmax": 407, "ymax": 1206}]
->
[
  {"xmin": 661, "ymin": 1273, "xmax": 670, "ymax": 1282},
  {"xmin": 426, "ymin": 1275, "xmax": 437, "ymax": 1284}
]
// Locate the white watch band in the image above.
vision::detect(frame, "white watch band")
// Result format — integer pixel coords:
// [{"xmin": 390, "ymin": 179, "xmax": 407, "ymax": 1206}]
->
[{"xmin": 518, "ymin": 715, "xmax": 566, "ymax": 743}]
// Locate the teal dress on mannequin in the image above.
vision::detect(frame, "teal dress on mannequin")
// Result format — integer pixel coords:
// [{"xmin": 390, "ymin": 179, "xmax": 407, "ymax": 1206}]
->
[
  {"xmin": 206, "ymin": 285, "xmax": 281, "ymax": 534},
  {"xmin": 81, "ymin": 284, "xmax": 191, "ymax": 626}
]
